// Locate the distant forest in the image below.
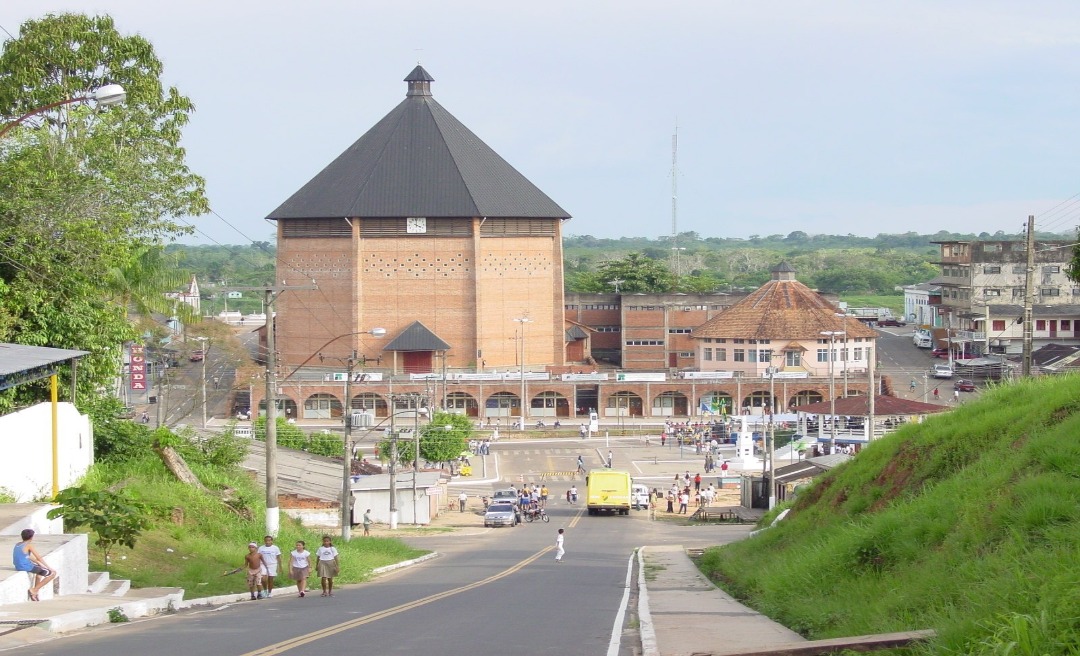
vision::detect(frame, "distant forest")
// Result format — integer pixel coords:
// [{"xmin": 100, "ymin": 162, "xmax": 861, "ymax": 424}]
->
[{"xmin": 168, "ymin": 229, "xmax": 1071, "ymax": 314}]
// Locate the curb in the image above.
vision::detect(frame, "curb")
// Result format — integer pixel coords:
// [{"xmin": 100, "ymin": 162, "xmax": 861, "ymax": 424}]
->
[
  {"xmin": 637, "ymin": 547, "xmax": 659, "ymax": 656},
  {"xmin": 370, "ymin": 551, "xmax": 439, "ymax": 576}
]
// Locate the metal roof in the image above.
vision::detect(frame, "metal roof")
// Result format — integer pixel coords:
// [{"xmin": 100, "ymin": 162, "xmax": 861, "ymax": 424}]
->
[
  {"xmin": 565, "ymin": 325, "xmax": 588, "ymax": 340},
  {"xmin": 0, "ymin": 344, "xmax": 90, "ymax": 391},
  {"xmin": 791, "ymin": 394, "xmax": 948, "ymax": 416},
  {"xmin": 266, "ymin": 67, "xmax": 570, "ymax": 221},
  {"xmin": 383, "ymin": 321, "xmax": 451, "ymax": 352}
]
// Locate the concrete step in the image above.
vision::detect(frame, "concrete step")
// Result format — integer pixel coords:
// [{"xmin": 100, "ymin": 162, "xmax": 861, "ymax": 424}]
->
[
  {"xmin": 0, "ymin": 587, "xmax": 184, "ymax": 636},
  {"xmin": 100, "ymin": 579, "xmax": 130, "ymax": 596},
  {"xmin": 86, "ymin": 571, "xmax": 110, "ymax": 594}
]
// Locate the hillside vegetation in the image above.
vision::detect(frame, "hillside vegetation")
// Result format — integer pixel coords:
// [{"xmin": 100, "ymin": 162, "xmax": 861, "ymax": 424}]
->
[{"xmin": 700, "ymin": 374, "xmax": 1080, "ymax": 655}]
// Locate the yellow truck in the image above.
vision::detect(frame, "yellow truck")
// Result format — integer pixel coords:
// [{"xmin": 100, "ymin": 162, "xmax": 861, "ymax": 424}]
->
[{"xmin": 586, "ymin": 470, "xmax": 632, "ymax": 515}]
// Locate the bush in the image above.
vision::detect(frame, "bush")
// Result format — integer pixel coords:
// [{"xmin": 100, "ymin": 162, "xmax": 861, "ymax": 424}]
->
[
  {"xmin": 252, "ymin": 417, "xmax": 306, "ymax": 450},
  {"xmin": 306, "ymin": 433, "xmax": 344, "ymax": 458}
]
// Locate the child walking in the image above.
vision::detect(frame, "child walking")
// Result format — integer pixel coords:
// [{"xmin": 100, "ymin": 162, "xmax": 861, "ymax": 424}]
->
[
  {"xmin": 290, "ymin": 540, "xmax": 311, "ymax": 598},
  {"xmin": 244, "ymin": 542, "xmax": 265, "ymax": 600},
  {"xmin": 315, "ymin": 535, "xmax": 339, "ymax": 597}
]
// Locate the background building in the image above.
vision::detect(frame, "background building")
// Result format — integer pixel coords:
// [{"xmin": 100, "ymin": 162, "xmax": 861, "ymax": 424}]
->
[
  {"xmin": 267, "ymin": 66, "xmax": 570, "ymax": 374},
  {"xmin": 932, "ymin": 239, "xmax": 1080, "ymax": 354}
]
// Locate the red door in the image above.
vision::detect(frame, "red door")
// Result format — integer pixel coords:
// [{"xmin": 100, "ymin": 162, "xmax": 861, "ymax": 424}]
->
[
  {"xmin": 402, "ymin": 351, "xmax": 433, "ymax": 374},
  {"xmin": 668, "ymin": 352, "xmax": 678, "ymax": 367},
  {"xmin": 1049, "ymin": 320, "xmax": 1058, "ymax": 338}
]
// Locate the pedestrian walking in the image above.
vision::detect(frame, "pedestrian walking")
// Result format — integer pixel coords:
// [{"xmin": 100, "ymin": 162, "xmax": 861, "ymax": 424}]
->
[
  {"xmin": 721, "ymin": 460, "xmax": 729, "ymax": 478},
  {"xmin": 258, "ymin": 535, "xmax": 281, "ymax": 598},
  {"xmin": 678, "ymin": 492, "xmax": 689, "ymax": 514},
  {"xmin": 290, "ymin": 540, "xmax": 311, "ymax": 598},
  {"xmin": 953, "ymin": 389, "xmax": 959, "ymax": 402},
  {"xmin": 554, "ymin": 528, "xmax": 565, "ymax": 562},
  {"xmin": 933, "ymin": 388, "xmax": 939, "ymax": 400},
  {"xmin": 362, "ymin": 509, "xmax": 373, "ymax": 536},
  {"xmin": 459, "ymin": 491, "xmax": 468, "ymax": 512},
  {"xmin": 244, "ymin": 542, "xmax": 264, "ymax": 600},
  {"xmin": 694, "ymin": 473, "xmax": 702, "ymax": 491},
  {"xmin": 316, "ymin": 535, "xmax": 339, "ymax": 597},
  {"xmin": 607, "ymin": 450, "xmax": 613, "ymax": 468}
]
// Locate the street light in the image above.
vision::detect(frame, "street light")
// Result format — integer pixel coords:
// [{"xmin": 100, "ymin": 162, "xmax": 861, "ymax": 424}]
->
[
  {"xmin": 514, "ymin": 315, "xmax": 532, "ymax": 426},
  {"xmin": 765, "ymin": 366, "xmax": 778, "ymax": 509},
  {"xmin": 0, "ymin": 84, "xmax": 127, "ymax": 138},
  {"xmin": 194, "ymin": 337, "xmax": 209, "ymax": 428},
  {"xmin": 315, "ymin": 328, "xmax": 387, "ymax": 541},
  {"xmin": 820, "ymin": 330, "xmax": 845, "ymax": 455},
  {"xmin": 835, "ymin": 313, "xmax": 850, "ymax": 397}
]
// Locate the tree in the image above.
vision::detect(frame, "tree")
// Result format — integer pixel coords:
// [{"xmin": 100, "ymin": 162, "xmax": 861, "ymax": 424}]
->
[
  {"xmin": 47, "ymin": 486, "xmax": 154, "ymax": 563},
  {"xmin": 379, "ymin": 411, "xmax": 470, "ymax": 468},
  {"xmin": 0, "ymin": 13, "xmax": 209, "ymax": 408},
  {"xmin": 594, "ymin": 253, "xmax": 676, "ymax": 293}
]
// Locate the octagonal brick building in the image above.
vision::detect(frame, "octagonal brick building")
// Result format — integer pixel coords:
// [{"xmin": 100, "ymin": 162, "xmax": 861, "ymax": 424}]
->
[{"xmin": 266, "ymin": 66, "xmax": 571, "ymax": 373}]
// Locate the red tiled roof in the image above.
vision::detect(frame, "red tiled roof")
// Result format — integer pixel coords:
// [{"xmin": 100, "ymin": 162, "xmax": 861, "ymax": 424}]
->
[
  {"xmin": 693, "ymin": 278, "xmax": 878, "ymax": 341},
  {"xmin": 792, "ymin": 395, "xmax": 949, "ymax": 416}
]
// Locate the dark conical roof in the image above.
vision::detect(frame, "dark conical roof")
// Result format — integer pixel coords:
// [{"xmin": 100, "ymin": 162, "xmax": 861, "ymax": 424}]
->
[{"xmin": 266, "ymin": 68, "xmax": 570, "ymax": 221}]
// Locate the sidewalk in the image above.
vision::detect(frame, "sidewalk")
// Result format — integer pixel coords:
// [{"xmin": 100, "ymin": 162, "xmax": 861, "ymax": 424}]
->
[{"xmin": 639, "ymin": 544, "xmax": 805, "ymax": 656}]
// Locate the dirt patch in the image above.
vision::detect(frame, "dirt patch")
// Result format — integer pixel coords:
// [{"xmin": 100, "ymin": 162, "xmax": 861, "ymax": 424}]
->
[{"xmin": 867, "ymin": 441, "xmax": 921, "ymax": 512}]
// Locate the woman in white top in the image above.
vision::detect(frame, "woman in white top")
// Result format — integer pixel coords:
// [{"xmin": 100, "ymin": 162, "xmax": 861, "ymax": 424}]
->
[
  {"xmin": 290, "ymin": 540, "xmax": 311, "ymax": 598},
  {"xmin": 315, "ymin": 535, "xmax": 340, "ymax": 597}
]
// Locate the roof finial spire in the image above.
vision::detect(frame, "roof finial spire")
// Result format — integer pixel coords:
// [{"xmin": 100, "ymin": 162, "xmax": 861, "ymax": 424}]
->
[{"xmin": 405, "ymin": 65, "xmax": 434, "ymax": 97}]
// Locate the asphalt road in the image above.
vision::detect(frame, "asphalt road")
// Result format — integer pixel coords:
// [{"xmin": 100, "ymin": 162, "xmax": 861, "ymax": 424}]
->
[
  {"xmin": 20, "ymin": 501, "xmax": 713, "ymax": 656},
  {"xmin": 872, "ymin": 326, "xmax": 979, "ymax": 400}
]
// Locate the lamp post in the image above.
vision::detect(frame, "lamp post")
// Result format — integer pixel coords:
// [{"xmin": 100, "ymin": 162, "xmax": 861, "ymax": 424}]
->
[
  {"xmin": 820, "ymin": 330, "xmax": 845, "ymax": 455},
  {"xmin": 0, "ymin": 84, "xmax": 127, "ymax": 138},
  {"xmin": 194, "ymin": 337, "xmax": 209, "ymax": 428},
  {"xmin": 835, "ymin": 313, "xmax": 850, "ymax": 397},
  {"xmin": 765, "ymin": 366, "xmax": 778, "ymax": 509},
  {"xmin": 314, "ymin": 328, "xmax": 387, "ymax": 541},
  {"xmin": 514, "ymin": 315, "xmax": 532, "ymax": 426}
]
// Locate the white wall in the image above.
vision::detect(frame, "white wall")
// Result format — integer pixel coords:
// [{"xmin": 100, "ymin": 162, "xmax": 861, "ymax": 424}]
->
[{"xmin": 0, "ymin": 402, "xmax": 93, "ymax": 501}]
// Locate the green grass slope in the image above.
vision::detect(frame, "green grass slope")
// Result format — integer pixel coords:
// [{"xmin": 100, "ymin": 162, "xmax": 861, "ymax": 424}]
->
[
  {"xmin": 79, "ymin": 454, "xmax": 426, "ymax": 597},
  {"xmin": 700, "ymin": 374, "xmax": 1080, "ymax": 655}
]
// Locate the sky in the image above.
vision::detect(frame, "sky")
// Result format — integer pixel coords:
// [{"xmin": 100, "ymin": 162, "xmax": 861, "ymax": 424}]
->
[{"xmin": 4, "ymin": 1, "xmax": 1080, "ymax": 246}]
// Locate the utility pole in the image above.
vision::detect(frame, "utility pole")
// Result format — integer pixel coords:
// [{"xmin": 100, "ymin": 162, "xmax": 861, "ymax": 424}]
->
[
  {"xmin": 194, "ymin": 337, "xmax": 208, "ymax": 429},
  {"xmin": 514, "ymin": 315, "xmax": 532, "ymax": 426},
  {"xmin": 388, "ymin": 387, "xmax": 398, "ymax": 530},
  {"xmin": 766, "ymin": 366, "xmax": 777, "ymax": 510},
  {"xmin": 320, "ymin": 350, "xmax": 363, "ymax": 541},
  {"xmin": 1022, "ymin": 214, "xmax": 1035, "ymax": 377},
  {"xmin": 230, "ymin": 283, "xmax": 316, "ymax": 537}
]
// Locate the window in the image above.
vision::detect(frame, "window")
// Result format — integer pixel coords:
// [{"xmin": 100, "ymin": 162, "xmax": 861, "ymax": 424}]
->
[
  {"xmin": 703, "ymin": 348, "xmax": 712, "ymax": 361},
  {"xmin": 984, "ymin": 289, "xmax": 1001, "ymax": 297},
  {"xmin": 760, "ymin": 349, "xmax": 773, "ymax": 363},
  {"xmin": 992, "ymin": 320, "xmax": 1006, "ymax": 331},
  {"xmin": 716, "ymin": 349, "xmax": 727, "ymax": 361},
  {"xmin": 785, "ymin": 351, "xmax": 801, "ymax": 367},
  {"xmin": 747, "ymin": 349, "xmax": 758, "ymax": 363},
  {"xmin": 1062, "ymin": 320, "xmax": 1072, "ymax": 331},
  {"xmin": 1042, "ymin": 288, "xmax": 1061, "ymax": 297},
  {"xmin": 1043, "ymin": 265, "xmax": 1061, "ymax": 273},
  {"xmin": 594, "ymin": 326, "xmax": 620, "ymax": 333},
  {"xmin": 1036, "ymin": 320, "xmax": 1046, "ymax": 331},
  {"xmin": 733, "ymin": 338, "xmax": 745, "ymax": 344},
  {"xmin": 1012, "ymin": 265, "xmax": 1026, "ymax": 274},
  {"xmin": 1013, "ymin": 289, "xmax": 1025, "ymax": 299},
  {"xmin": 816, "ymin": 349, "xmax": 828, "ymax": 363},
  {"xmin": 733, "ymin": 349, "xmax": 746, "ymax": 362},
  {"xmin": 625, "ymin": 340, "xmax": 664, "ymax": 346},
  {"xmin": 565, "ymin": 304, "xmax": 578, "ymax": 310},
  {"xmin": 984, "ymin": 265, "xmax": 1001, "ymax": 274},
  {"xmin": 853, "ymin": 347, "xmax": 863, "ymax": 361},
  {"xmin": 1073, "ymin": 289, "xmax": 1080, "ymax": 296},
  {"xmin": 680, "ymin": 352, "xmax": 694, "ymax": 357},
  {"xmin": 668, "ymin": 328, "xmax": 693, "ymax": 334}
]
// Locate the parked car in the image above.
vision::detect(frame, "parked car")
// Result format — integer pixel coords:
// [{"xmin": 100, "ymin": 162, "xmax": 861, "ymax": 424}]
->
[
  {"xmin": 954, "ymin": 379, "xmax": 976, "ymax": 392},
  {"xmin": 930, "ymin": 347, "xmax": 950, "ymax": 358},
  {"xmin": 932, "ymin": 364, "xmax": 954, "ymax": 379},
  {"xmin": 631, "ymin": 483, "xmax": 651, "ymax": 510},
  {"xmin": 483, "ymin": 503, "xmax": 518, "ymax": 528},
  {"xmin": 189, "ymin": 349, "xmax": 205, "ymax": 362},
  {"xmin": 877, "ymin": 318, "xmax": 906, "ymax": 327},
  {"xmin": 492, "ymin": 488, "xmax": 520, "ymax": 506}
]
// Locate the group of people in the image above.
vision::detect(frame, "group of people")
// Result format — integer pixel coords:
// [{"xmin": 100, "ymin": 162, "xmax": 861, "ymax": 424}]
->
[
  {"xmin": 467, "ymin": 439, "xmax": 492, "ymax": 456},
  {"xmin": 241, "ymin": 535, "xmax": 340, "ymax": 599},
  {"xmin": 660, "ymin": 480, "xmax": 720, "ymax": 514}
]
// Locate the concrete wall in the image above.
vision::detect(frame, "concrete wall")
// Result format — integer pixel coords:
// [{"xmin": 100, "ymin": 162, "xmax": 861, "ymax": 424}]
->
[
  {"xmin": 0, "ymin": 533, "xmax": 89, "ymax": 603},
  {"xmin": 0, "ymin": 402, "xmax": 93, "ymax": 502}
]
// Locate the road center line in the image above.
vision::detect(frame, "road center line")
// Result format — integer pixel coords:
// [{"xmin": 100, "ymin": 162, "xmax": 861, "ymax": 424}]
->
[{"xmin": 241, "ymin": 509, "xmax": 584, "ymax": 656}]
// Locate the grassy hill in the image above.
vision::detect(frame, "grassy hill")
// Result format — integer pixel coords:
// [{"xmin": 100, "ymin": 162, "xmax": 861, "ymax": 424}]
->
[{"xmin": 700, "ymin": 374, "xmax": 1080, "ymax": 655}]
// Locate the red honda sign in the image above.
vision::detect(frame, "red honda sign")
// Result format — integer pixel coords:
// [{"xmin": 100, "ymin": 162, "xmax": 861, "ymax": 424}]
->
[{"xmin": 130, "ymin": 344, "xmax": 146, "ymax": 390}]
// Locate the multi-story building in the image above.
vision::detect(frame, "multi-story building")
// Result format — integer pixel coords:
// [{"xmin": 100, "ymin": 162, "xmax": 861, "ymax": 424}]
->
[
  {"xmin": 266, "ymin": 66, "xmax": 570, "ymax": 376},
  {"xmin": 564, "ymin": 293, "xmax": 739, "ymax": 369},
  {"xmin": 932, "ymin": 239, "xmax": 1080, "ymax": 354},
  {"xmin": 902, "ymin": 280, "xmax": 944, "ymax": 329}
]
